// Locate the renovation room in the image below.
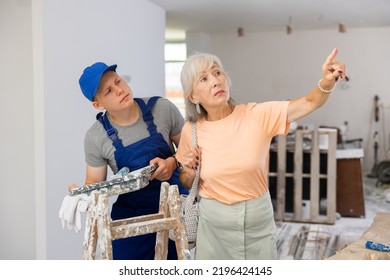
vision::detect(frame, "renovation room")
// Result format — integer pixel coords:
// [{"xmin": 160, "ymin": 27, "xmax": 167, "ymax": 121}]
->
[{"xmin": 1, "ymin": 0, "xmax": 390, "ymax": 268}]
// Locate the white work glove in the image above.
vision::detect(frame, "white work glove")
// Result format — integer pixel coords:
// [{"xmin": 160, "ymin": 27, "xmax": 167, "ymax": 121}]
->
[
  {"xmin": 59, "ymin": 193, "xmax": 91, "ymax": 233},
  {"xmin": 59, "ymin": 167, "xmax": 128, "ymax": 234}
]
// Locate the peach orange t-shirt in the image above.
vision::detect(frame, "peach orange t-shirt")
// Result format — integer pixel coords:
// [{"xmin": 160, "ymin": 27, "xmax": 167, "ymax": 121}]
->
[{"xmin": 176, "ymin": 101, "xmax": 290, "ymax": 204}]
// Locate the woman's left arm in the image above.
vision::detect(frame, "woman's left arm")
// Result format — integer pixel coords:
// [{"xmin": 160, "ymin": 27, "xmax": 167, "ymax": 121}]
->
[{"xmin": 287, "ymin": 48, "xmax": 348, "ymax": 123}]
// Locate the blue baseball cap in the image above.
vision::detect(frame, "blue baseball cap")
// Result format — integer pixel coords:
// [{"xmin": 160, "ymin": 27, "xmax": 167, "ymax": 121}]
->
[{"xmin": 79, "ymin": 62, "xmax": 117, "ymax": 101}]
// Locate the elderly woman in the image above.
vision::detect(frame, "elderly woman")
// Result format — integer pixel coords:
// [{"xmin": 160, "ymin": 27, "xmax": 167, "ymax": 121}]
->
[{"xmin": 175, "ymin": 48, "xmax": 347, "ymax": 260}]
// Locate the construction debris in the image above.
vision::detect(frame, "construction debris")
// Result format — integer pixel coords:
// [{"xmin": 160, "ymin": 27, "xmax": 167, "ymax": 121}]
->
[{"xmin": 277, "ymin": 223, "xmax": 339, "ymax": 260}]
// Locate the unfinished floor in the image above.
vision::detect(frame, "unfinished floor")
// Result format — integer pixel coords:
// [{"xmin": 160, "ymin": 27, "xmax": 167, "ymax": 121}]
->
[{"xmin": 276, "ymin": 176, "xmax": 390, "ymax": 260}]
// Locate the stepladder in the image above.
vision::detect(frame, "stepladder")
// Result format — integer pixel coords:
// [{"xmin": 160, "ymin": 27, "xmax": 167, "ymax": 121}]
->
[{"xmin": 78, "ymin": 166, "xmax": 191, "ymax": 260}]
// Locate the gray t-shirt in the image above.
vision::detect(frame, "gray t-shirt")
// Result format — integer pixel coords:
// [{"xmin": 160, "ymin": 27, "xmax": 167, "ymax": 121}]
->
[{"xmin": 84, "ymin": 97, "xmax": 184, "ymax": 174}]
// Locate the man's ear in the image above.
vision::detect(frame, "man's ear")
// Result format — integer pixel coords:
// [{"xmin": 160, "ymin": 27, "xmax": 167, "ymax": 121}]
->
[{"xmin": 92, "ymin": 100, "xmax": 105, "ymax": 110}]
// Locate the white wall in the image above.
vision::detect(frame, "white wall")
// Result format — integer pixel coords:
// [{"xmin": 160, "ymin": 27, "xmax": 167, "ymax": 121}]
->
[
  {"xmin": 1, "ymin": 0, "xmax": 165, "ymax": 260},
  {"xmin": 186, "ymin": 28, "xmax": 390, "ymax": 173},
  {"xmin": 0, "ymin": 0, "xmax": 35, "ymax": 260}
]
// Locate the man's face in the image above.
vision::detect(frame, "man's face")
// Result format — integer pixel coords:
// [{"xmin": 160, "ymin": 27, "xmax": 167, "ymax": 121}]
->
[{"xmin": 92, "ymin": 71, "xmax": 134, "ymax": 112}]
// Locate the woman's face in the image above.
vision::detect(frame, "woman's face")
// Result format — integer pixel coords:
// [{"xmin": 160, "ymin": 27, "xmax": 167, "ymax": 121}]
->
[{"xmin": 191, "ymin": 64, "xmax": 229, "ymax": 109}]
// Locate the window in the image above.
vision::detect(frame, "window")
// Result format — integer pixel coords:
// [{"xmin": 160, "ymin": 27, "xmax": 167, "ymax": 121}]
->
[{"xmin": 165, "ymin": 42, "xmax": 186, "ymax": 117}]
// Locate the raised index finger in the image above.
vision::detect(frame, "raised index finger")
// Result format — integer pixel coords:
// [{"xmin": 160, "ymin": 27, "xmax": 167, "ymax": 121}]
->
[{"xmin": 325, "ymin": 47, "xmax": 338, "ymax": 64}]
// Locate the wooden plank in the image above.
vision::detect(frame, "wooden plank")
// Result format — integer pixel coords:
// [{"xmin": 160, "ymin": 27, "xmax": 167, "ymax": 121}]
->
[
  {"xmin": 167, "ymin": 183, "xmax": 191, "ymax": 260},
  {"xmin": 110, "ymin": 213, "xmax": 165, "ymax": 227},
  {"xmin": 276, "ymin": 135, "xmax": 286, "ymax": 221},
  {"xmin": 325, "ymin": 130, "xmax": 337, "ymax": 223},
  {"xmin": 97, "ymin": 194, "xmax": 113, "ymax": 259},
  {"xmin": 269, "ymin": 172, "xmax": 328, "ymax": 179},
  {"xmin": 309, "ymin": 130, "xmax": 320, "ymax": 221},
  {"xmin": 111, "ymin": 217, "xmax": 178, "ymax": 239},
  {"xmin": 82, "ymin": 191, "xmax": 99, "ymax": 260},
  {"xmin": 155, "ymin": 182, "xmax": 169, "ymax": 260},
  {"xmin": 327, "ymin": 212, "xmax": 390, "ymax": 260},
  {"xmin": 293, "ymin": 130, "xmax": 303, "ymax": 220}
]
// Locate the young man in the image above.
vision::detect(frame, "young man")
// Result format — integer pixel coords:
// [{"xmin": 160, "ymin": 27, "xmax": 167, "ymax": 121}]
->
[{"xmin": 70, "ymin": 62, "xmax": 187, "ymax": 259}]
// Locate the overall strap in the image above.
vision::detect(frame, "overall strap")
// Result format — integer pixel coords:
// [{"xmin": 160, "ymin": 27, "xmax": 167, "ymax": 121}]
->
[
  {"xmin": 134, "ymin": 96, "xmax": 161, "ymax": 135},
  {"xmin": 96, "ymin": 111, "xmax": 124, "ymax": 150}
]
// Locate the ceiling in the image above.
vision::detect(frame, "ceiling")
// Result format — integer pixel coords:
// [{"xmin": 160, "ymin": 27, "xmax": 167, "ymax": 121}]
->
[{"xmin": 149, "ymin": 0, "xmax": 390, "ymax": 39}]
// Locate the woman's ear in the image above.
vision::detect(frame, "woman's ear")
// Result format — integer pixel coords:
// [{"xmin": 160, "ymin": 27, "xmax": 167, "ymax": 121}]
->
[{"xmin": 188, "ymin": 94, "xmax": 197, "ymax": 104}]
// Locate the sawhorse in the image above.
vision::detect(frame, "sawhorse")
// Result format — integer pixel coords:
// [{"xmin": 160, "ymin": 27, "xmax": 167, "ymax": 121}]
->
[{"xmin": 82, "ymin": 182, "xmax": 190, "ymax": 260}]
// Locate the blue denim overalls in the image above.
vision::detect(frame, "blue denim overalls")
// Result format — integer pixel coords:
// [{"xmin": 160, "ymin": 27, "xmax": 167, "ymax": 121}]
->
[{"xmin": 97, "ymin": 96, "xmax": 187, "ymax": 260}]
